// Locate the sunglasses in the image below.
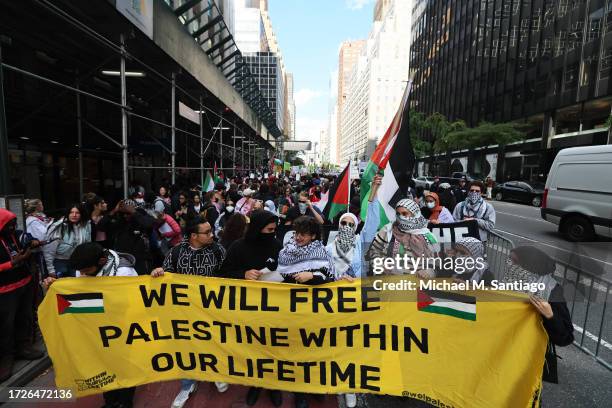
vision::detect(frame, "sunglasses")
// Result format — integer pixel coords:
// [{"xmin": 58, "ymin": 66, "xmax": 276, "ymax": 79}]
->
[
  {"xmin": 340, "ymin": 221, "xmax": 355, "ymax": 227},
  {"xmin": 469, "ymin": 189, "xmax": 481, "ymax": 193}
]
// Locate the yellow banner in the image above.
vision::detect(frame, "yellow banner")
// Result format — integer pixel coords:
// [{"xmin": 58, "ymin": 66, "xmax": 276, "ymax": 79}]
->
[{"xmin": 38, "ymin": 275, "xmax": 547, "ymax": 407}]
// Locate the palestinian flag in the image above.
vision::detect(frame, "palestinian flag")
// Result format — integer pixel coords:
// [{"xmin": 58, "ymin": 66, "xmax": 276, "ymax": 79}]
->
[
  {"xmin": 57, "ymin": 293, "xmax": 104, "ymax": 315},
  {"xmin": 360, "ymin": 81, "xmax": 415, "ymax": 229},
  {"xmin": 213, "ymin": 162, "xmax": 223, "ymax": 183},
  {"xmin": 417, "ymin": 289, "xmax": 476, "ymax": 321},
  {"xmin": 203, "ymin": 171, "xmax": 215, "ymax": 192},
  {"xmin": 322, "ymin": 162, "xmax": 350, "ymax": 221}
]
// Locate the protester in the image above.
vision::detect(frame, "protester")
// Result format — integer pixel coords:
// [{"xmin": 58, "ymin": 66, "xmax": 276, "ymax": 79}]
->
[
  {"xmin": 290, "ymin": 192, "xmax": 324, "ymax": 225},
  {"xmin": 25, "ymin": 199, "xmax": 52, "ymax": 281},
  {"xmin": 264, "ymin": 200, "xmax": 277, "ymax": 215},
  {"xmin": 214, "ymin": 198, "xmax": 236, "ymax": 238},
  {"xmin": 0, "ymin": 208, "xmax": 42, "ymax": 382},
  {"xmin": 277, "ymin": 216, "xmax": 335, "ymax": 284},
  {"xmin": 220, "ymin": 210, "xmax": 283, "ymax": 406},
  {"xmin": 276, "ymin": 215, "xmax": 334, "ymax": 408},
  {"xmin": 421, "ymin": 192, "xmax": 454, "ymax": 224},
  {"xmin": 173, "ymin": 192, "xmax": 189, "ymax": 227},
  {"xmin": 152, "ymin": 210, "xmax": 182, "ymax": 256},
  {"xmin": 153, "ymin": 186, "xmax": 172, "ymax": 214},
  {"xmin": 453, "ymin": 178, "xmax": 468, "ymax": 204},
  {"xmin": 151, "ymin": 219, "xmax": 228, "ymax": 407},
  {"xmin": 88, "ymin": 195, "xmax": 109, "ymax": 248},
  {"xmin": 366, "ymin": 196, "xmax": 437, "ymax": 276},
  {"xmin": 187, "ymin": 192, "xmax": 205, "ymax": 219},
  {"xmin": 447, "ymin": 237, "xmax": 493, "ymax": 284},
  {"xmin": 502, "ymin": 246, "xmax": 574, "ymax": 385},
  {"xmin": 327, "ymin": 214, "xmax": 357, "ymax": 279},
  {"xmin": 43, "ymin": 203, "xmax": 92, "ymax": 278},
  {"xmin": 236, "ymin": 188, "xmax": 256, "ymax": 215},
  {"xmin": 43, "ymin": 242, "xmax": 139, "ymax": 407},
  {"xmin": 452, "ymin": 181, "xmax": 496, "ymax": 241},
  {"xmin": 429, "ymin": 176, "xmax": 441, "ymax": 192},
  {"xmin": 105, "ymin": 199, "xmax": 157, "ymax": 275},
  {"xmin": 218, "ymin": 213, "xmax": 248, "ymax": 250}
]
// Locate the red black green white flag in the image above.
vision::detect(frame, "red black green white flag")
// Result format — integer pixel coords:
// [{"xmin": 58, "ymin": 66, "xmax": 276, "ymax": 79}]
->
[
  {"xmin": 417, "ymin": 289, "xmax": 476, "ymax": 321},
  {"xmin": 322, "ymin": 162, "xmax": 351, "ymax": 222},
  {"xmin": 57, "ymin": 293, "xmax": 104, "ymax": 315},
  {"xmin": 359, "ymin": 81, "xmax": 415, "ymax": 229}
]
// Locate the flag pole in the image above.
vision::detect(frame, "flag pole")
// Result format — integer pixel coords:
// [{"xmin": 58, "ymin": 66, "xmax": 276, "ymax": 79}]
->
[{"xmin": 346, "ymin": 160, "xmax": 351, "ymax": 214}]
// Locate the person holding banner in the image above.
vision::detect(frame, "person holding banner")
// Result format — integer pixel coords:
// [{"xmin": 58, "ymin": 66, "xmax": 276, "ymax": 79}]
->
[
  {"xmin": 366, "ymin": 196, "xmax": 437, "ymax": 276},
  {"xmin": 447, "ymin": 237, "xmax": 493, "ymax": 284},
  {"xmin": 150, "ymin": 219, "xmax": 229, "ymax": 407},
  {"xmin": 452, "ymin": 181, "xmax": 496, "ymax": 241},
  {"xmin": 502, "ymin": 246, "xmax": 574, "ymax": 386},
  {"xmin": 219, "ymin": 210, "xmax": 284, "ymax": 407}
]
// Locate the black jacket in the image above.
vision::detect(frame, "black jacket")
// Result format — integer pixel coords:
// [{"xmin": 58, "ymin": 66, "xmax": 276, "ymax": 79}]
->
[
  {"xmin": 220, "ymin": 210, "xmax": 282, "ymax": 280},
  {"xmin": 542, "ymin": 284, "xmax": 574, "ymax": 383},
  {"xmin": 105, "ymin": 209, "xmax": 157, "ymax": 275}
]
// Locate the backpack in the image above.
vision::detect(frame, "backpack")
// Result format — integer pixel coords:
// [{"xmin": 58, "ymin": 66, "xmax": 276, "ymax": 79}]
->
[{"xmin": 154, "ymin": 198, "xmax": 172, "ymax": 214}]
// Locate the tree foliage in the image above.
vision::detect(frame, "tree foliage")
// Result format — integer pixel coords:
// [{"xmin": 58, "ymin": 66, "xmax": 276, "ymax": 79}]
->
[{"xmin": 443, "ymin": 121, "xmax": 527, "ymax": 150}]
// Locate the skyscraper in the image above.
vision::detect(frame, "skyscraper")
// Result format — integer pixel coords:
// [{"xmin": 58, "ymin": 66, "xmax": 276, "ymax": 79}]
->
[
  {"xmin": 336, "ymin": 40, "xmax": 366, "ymax": 163},
  {"xmin": 339, "ymin": 0, "xmax": 411, "ymax": 165},
  {"xmin": 232, "ymin": 0, "xmax": 291, "ymax": 134}
]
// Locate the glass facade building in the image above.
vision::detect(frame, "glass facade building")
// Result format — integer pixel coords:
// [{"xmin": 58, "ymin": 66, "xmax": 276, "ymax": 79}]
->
[{"xmin": 411, "ymin": 0, "xmax": 612, "ymax": 180}]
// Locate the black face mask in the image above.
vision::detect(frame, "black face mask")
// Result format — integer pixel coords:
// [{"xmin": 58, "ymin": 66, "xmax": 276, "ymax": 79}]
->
[{"xmin": 259, "ymin": 231, "xmax": 276, "ymax": 241}]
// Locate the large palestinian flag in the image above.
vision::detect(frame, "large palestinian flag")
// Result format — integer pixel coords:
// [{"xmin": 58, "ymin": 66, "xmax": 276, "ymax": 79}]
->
[
  {"xmin": 322, "ymin": 162, "xmax": 350, "ymax": 221},
  {"xmin": 360, "ymin": 81, "xmax": 415, "ymax": 229},
  {"xmin": 203, "ymin": 171, "xmax": 215, "ymax": 192}
]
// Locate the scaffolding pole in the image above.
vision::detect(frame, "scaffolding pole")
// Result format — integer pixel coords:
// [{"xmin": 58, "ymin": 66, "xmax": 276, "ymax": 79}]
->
[
  {"xmin": 76, "ymin": 78, "xmax": 83, "ymax": 198},
  {"xmin": 120, "ymin": 34, "xmax": 129, "ymax": 199},
  {"xmin": 0, "ymin": 43, "xmax": 10, "ymax": 195},
  {"xmin": 171, "ymin": 73, "xmax": 176, "ymax": 185},
  {"xmin": 199, "ymin": 96, "xmax": 204, "ymax": 189}
]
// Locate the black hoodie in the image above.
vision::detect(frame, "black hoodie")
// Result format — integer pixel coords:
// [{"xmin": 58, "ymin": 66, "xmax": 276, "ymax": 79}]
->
[{"xmin": 220, "ymin": 210, "xmax": 282, "ymax": 280}]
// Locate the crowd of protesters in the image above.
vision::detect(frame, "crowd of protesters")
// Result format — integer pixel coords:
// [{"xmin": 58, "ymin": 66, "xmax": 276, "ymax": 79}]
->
[{"xmin": 0, "ymin": 170, "xmax": 573, "ymax": 408}]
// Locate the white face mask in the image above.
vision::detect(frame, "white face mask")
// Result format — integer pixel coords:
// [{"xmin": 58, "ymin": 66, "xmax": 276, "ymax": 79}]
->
[
  {"xmin": 426, "ymin": 202, "xmax": 436, "ymax": 209},
  {"xmin": 225, "ymin": 206, "xmax": 235, "ymax": 213},
  {"xmin": 298, "ymin": 203, "xmax": 308, "ymax": 214}
]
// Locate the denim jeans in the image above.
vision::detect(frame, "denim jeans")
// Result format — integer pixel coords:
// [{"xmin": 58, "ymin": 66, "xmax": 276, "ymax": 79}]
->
[{"xmin": 180, "ymin": 379, "xmax": 195, "ymax": 391}]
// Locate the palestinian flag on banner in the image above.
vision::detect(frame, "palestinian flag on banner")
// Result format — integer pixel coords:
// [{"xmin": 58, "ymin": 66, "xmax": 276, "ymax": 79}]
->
[
  {"xmin": 417, "ymin": 289, "xmax": 476, "ymax": 321},
  {"xmin": 203, "ymin": 171, "xmax": 215, "ymax": 192},
  {"xmin": 322, "ymin": 162, "xmax": 350, "ymax": 221},
  {"xmin": 57, "ymin": 293, "xmax": 104, "ymax": 315},
  {"xmin": 360, "ymin": 81, "xmax": 415, "ymax": 229}
]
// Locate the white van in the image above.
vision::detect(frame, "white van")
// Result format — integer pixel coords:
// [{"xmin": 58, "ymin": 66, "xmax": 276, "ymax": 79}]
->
[{"xmin": 541, "ymin": 145, "xmax": 612, "ymax": 241}]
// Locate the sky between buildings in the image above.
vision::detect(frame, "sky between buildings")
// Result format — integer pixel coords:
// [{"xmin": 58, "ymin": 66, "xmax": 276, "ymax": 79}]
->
[{"xmin": 268, "ymin": 0, "xmax": 375, "ymax": 146}]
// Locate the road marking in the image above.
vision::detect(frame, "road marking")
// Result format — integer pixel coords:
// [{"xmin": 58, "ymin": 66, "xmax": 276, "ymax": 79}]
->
[
  {"xmin": 573, "ymin": 324, "xmax": 612, "ymax": 352},
  {"xmin": 496, "ymin": 211, "xmax": 549, "ymax": 223},
  {"xmin": 495, "ymin": 228, "xmax": 612, "ymax": 267}
]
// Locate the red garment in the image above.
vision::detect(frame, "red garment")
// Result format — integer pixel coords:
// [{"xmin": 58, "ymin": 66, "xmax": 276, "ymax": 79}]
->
[
  {"xmin": 425, "ymin": 192, "xmax": 443, "ymax": 221},
  {"xmin": 0, "ymin": 209, "xmax": 32, "ymax": 293},
  {"xmin": 160, "ymin": 214, "xmax": 183, "ymax": 247}
]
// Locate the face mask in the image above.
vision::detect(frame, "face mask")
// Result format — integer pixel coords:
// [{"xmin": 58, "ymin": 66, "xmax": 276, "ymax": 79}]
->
[
  {"xmin": 396, "ymin": 214, "xmax": 422, "ymax": 232},
  {"xmin": 337, "ymin": 225, "xmax": 356, "ymax": 252},
  {"xmin": 298, "ymin": 203, "xmax": 308, "ymax": 214},
  {"xmin": 260, "ymin": 232, "xmax": 276, "ymax": 241},
  {"xmin": 225, "ymin": 206, "xmax": 235, "ymax": 213},
  {"xmin": 426, "ymin": 202, "xmax": 436, "ymax": 209},
  {"xmin": 467, "ymin": 191, "xmax": 481, "ymax": 204}
]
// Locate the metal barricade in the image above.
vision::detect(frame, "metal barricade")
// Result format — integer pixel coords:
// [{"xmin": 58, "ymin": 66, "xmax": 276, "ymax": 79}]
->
[
  {"xmin": 485, "ymin": 230, "xmax": 515, "ymax": 280},
  {"xmin": 552, "ymin": 259, "xmax": 612, "ymax": 371}
]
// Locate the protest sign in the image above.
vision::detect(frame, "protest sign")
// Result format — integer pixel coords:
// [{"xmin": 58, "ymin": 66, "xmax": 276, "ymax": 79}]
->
[{"xmin": 39, "ymin": 275, "xmax": 547, "ymax": 407}]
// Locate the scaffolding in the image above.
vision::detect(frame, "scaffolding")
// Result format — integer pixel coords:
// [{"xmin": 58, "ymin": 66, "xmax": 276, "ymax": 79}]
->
[{"xmin": 0, "ymin": 0, "xmax": 276, "ymax": 202}]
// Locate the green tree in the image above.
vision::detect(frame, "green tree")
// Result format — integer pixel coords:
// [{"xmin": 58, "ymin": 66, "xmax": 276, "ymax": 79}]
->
[
  {"xmin": 409, "ymin": 110, "xmax": 431, "ymax": 158},
  {"xmin": 444, "ymin": 121, "xmax": 526, "ymax": 150}
]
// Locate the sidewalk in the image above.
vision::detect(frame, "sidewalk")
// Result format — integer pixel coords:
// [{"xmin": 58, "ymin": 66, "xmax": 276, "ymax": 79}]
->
[{"xmin": 6, "ymin": 367, "xmax": 340, "ymax": 408}]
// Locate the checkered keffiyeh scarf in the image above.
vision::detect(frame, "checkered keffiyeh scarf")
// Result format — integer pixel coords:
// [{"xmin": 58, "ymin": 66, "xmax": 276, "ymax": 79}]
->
[{"xmin": 277, "ymin": 238, "xmax": 336, "ymax": 280}]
